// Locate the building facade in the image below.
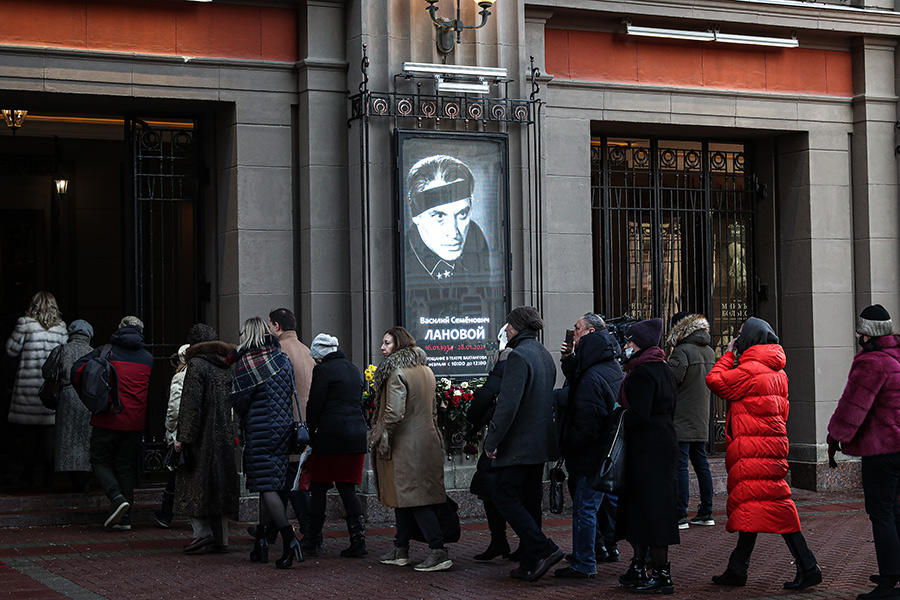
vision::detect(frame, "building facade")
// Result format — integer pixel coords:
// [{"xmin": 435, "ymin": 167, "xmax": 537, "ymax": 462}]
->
[{"xmin": 0, "ymin": 0, "xmax": 897, "ymax": 492}]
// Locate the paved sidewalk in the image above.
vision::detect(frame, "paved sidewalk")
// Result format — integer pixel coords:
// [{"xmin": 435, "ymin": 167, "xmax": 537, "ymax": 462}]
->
[{"xmin": 0, "ymin": 489, "xmax": 876, "ymax": 599}]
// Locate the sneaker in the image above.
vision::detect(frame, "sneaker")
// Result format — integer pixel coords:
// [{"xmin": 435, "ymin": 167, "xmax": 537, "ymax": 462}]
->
[
  {"xmin": 690, "ymin": 513, "xmax": 715, "ymax": 526},
  {"xmin": 111, "ymin": 515, "xmax": 131, "ymax": 531},
  {"xmin": 380, "ymin": 546, "xmax": 411, "ymax": 566},
  {"xmin": 104, "ymin": 497, "xmax": 131, "ymax": 528},
  {"xmin": 154, "ymin": 511, "xmax": 172, "ymax": 529},
  {"xmin": 414, "ymin": 548, "xmax": 452, "ymax": 572},
  {"xmin": 677, "ymin": 517, "xmax": 690, "ymax": 530}
]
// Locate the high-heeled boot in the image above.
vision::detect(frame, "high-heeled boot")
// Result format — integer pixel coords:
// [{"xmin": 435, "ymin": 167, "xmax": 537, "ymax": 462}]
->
[
  {"xmin": 301, "ymin": 514, "xmax": 325, "ymax": 556},
  {"xmin": 249, "ymin": 524, "xmax": 268, "ymax": 563},
  {"xmin": 782, "ymin": 532, "xmax": 821, "ymax": 590},
  {"xmin": 340, "ymin": 514, "xmax": 368, "ymax": 558},
  {"xmin": 632, "ymin": 562, "xmax": 674, "ymax": 594},
  {"xmin": 275, "ymin": 526, "xmax": 303, "ymax": 569}
]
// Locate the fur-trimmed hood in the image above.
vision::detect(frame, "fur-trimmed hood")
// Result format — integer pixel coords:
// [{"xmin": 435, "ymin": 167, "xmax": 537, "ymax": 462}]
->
[
  {"xmin": 186, "ymin": 340, "xmax": 236, "ymax": 367},
  {"xmin": 666, "ymin": 314, "xmax": 711, "ymax": 348},
  {"xmin": 374, "ymin": 345, "xmax": 428, "ymax": 391}
]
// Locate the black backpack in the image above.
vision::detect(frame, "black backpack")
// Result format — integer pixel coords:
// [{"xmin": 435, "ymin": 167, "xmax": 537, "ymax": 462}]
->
[{"xmin": 74, "ymin": 344, "xmax": 122, "ymax": 415}]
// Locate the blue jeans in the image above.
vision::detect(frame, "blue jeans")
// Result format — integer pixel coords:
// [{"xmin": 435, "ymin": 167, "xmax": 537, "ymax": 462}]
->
[
  {"xmin": 677, "ymin": 441, "xmax": 713, "ymax": 519},
  {"xmin": 567, "ymin": 475, "xmax": 606, "ymax": 574}
]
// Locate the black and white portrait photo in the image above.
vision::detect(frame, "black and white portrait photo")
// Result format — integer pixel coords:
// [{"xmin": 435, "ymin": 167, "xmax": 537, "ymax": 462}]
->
[{"xmin": 396, "ymin": 131, "xmax": 509, "ymax": 377}]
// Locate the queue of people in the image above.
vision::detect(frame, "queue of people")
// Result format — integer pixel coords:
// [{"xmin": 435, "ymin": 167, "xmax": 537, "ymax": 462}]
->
[{"xmin": 6, "ymin": 290, "xmax": 898, "ymax": 598}]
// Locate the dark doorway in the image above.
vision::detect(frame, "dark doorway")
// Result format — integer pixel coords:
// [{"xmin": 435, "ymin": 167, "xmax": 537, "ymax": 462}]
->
[
  {"xmin": 591, "ymin": 137, "xmax": 759, "ymax": 450},
  {"xmin": 0, "ymin": 115, "xmax": 202, "ymax": 490}
]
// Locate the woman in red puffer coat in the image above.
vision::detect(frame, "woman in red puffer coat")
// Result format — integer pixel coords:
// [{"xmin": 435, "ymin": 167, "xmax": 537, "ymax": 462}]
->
[{"xmin": 705, "ymin": 317, "xmax": 821, "ymax": 591}]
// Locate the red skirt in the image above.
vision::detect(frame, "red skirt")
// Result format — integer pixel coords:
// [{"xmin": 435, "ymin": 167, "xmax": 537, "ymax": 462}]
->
[{"xmin": 308, "ymin": 453, "xmax": 365, "ymax": 485}]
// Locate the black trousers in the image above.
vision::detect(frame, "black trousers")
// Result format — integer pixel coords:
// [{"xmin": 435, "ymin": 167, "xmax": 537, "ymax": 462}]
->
[
  {"xmin": 862, "ymin": 452, "xmax": 900, "ymax": 577},
  {"xmin": 395, "ymin": 505, "xmax": 444, "ymax": 550},
  {"xmin": 90, "ymin": 428, "xmax": 141, "ymax": 504},
  {"xmin": 492, "ymin": 463, "xmax": 557, "ymax": 570},
  {"xmin": 726, "ymin": 531, "xmax": 817, "ymax": 575}
]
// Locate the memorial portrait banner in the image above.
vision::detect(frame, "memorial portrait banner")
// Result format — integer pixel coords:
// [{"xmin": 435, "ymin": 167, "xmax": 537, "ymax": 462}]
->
[{"xmin": 395, "ymin": 130, "xmax": 510, "ymax": 378}]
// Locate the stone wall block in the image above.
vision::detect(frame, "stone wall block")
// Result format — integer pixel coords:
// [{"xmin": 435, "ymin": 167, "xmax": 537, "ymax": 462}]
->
[
  {"xmin": 544, "ymin": 175, "xmax": 590, "ymax": 235},
  {"xmin": 238, "ymin": 229, "xmax": 293, "ymax": 295}
]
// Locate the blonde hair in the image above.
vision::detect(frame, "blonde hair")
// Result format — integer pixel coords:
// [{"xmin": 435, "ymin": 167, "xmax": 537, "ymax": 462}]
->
[
  {"xmin": 26, "ymin": 291, "xmax": 62, "ymax": 330},
  {"xmin": 237, "ymin": 316, "xmax": 269, "ymax": 352}
]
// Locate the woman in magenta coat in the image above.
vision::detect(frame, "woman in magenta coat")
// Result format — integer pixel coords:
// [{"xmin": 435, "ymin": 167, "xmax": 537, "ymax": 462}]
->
[
  {"xmin": 706, "ymin": 317, "xmax": 820, "ymax": 591},
  {"xmin": 828, "ymin": 305, "xmax": 900, "ymax": 600}
]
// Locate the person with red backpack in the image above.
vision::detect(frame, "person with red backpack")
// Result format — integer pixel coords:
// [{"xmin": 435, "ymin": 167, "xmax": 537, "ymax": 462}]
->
[{"xmin": 72, "ymin": 316, "xmax": 153, "ymax": 530}]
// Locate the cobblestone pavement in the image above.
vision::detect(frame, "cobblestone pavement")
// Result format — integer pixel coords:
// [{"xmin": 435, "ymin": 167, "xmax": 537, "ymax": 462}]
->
[{"xmin": 0, "ymin": 489, "xmax": 877, "ymax": 599}]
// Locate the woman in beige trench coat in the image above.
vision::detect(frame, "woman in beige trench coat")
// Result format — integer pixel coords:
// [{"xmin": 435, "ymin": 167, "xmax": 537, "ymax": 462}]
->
[{"xmin": 370, "ymin": 326, "xmax": 451, "ymax": 572}]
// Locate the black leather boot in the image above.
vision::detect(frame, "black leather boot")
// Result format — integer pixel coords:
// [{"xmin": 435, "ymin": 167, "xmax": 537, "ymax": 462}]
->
[
  {"xmin": 275, "ymin": 526, "xmax": 303, "ymax": 569},
  {"xmin": 619, "ymin": 557, "xmax": 649, "ymax": 588},
  {"xmin": 782, "ymin": 532, "xmax": 821, "ymax": 590},
  {"xmin": 301, "ymin": 514, "xmax": 325, "ymax": 556},
  {"xmin": 340, "ymin": 514, "xmax": 368, "ymax": 558},
  {"xmin": 474, "ymin": 539, "xmax": 510, "ymax": 561},
  {"xmin": 632, "ymin": 562, "xmax": 674, "ymax": 594},
  {"xmin": 249, "ymin": 524, "xmax": 268, "ymax": 563}
]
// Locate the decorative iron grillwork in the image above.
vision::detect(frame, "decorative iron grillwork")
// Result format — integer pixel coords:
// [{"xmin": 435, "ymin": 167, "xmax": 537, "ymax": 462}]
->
[
  {"xmin": 591, "ymin": 138, "xmax": 757, "ymax": 450},
  {"xmin": 126, "ymin": 118, "xmax": 200, "ymax": 478}
]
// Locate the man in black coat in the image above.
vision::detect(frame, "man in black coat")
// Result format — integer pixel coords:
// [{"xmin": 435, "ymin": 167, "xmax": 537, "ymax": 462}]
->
[
  {"xmin": 484, "ymin": 306, "xmax": 561, "ymax": 582},
  {"xmin": 555, "ymin": 315, "xmax": 625, "ymax": 579}
]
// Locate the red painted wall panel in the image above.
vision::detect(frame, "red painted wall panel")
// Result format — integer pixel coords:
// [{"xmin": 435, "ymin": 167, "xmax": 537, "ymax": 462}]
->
[
  {"xmin": 546, "ymin": 29, "xmax": 852, "ymax": 97},
  {"xmin": 0, "ymin": 0, "xmax": 298, "ymax": 62}
]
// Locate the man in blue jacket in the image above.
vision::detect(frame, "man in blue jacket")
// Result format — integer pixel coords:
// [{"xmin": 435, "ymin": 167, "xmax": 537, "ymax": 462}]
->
[
  {"xmin": 556, "ymin": 314, "xmax": 624, "ymax": 579},
  {"xmin": 485, "ymin": 306, "xmax": 560, "ymax": 582}
]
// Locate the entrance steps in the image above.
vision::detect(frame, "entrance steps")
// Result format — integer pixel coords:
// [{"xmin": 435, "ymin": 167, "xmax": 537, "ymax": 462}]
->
[
  {"xmin": 0, "ymin": 487, "xmax": 162, "ymax": 528},
  {"xmin": 0, "ymin": 456, "xmax": 730, "ymax": 528}
]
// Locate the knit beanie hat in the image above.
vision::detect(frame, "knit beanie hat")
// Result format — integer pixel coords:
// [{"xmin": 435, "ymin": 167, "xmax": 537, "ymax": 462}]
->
[
  {"xmin": 670, "ymin": 311, "xmax": 691, "ymax": 328},
  {"xmin": 626, "ymin": 318, "xmax": 663, "ymax": 350},
  {"xmin": 311, "ymin": 333, "xmax": 339, "ymax": 360},
  {"xmin": 67, "ymin": 319, "xmax": 94, "ymax": 340},
  {"xmin": 118, "ymin": 315, "xmax": 144, "ymax": 331},
  {"xmin": 187, "ymin": 323, "xmax": 218, "ymax": 345},
  {"xmin": 857, "ymin": 304, "xmax": 893, "ymax": 337},
  {"xmin": 507, "ymin": 306, "xmax": 543, "ymax": 332}
]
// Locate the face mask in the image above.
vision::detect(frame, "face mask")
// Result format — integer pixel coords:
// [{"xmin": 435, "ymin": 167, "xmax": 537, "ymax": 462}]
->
[{"xmin": 624, "ymin": 347, "xmax": 635, "ymax": 359}]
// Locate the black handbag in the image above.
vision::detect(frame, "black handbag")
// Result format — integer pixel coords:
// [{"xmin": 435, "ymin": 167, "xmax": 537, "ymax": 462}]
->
[
  {"xmin": 410, "ymin": 496, "xmax": 461, "ymax": 544},
  {"xmin": 592, "ymin": 407, "xmax": 626, "ymax": 494},
  {"xmin": 164, "ymin": 444, "xmax": 188, "ymax": 471},
  {"xmin": 289, "ymin": 391, "xmax": 310, "ymax": 454},
  {"xmin": 549, "ymin": 458, "xmax": 566, "ymax": 514}
]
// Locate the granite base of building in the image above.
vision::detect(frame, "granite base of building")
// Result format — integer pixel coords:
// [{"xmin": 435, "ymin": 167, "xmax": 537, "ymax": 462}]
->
[{"xmin": 789, "ymin": 459, "xmax": 862, "ymax": 492}]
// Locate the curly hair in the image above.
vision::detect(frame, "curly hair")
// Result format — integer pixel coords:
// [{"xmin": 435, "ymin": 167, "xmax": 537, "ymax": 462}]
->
[{"xmin": 26, "ymin": 291, "xmax": 62, "ymax": 330}]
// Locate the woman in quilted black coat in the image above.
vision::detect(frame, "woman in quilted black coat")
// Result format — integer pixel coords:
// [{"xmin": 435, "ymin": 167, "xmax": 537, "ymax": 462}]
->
[{"xmin": 231, "ymin": 317, "xmax": 302, "ymax": 569}]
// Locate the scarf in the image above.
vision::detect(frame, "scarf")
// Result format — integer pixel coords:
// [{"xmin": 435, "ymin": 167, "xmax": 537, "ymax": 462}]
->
[
  {"xmin": 231, "ymin": 335, "xmax": 289, "ymax": 394},
  {"xmin": 617, "ymin": 346, "xmax": 666, "ymax": 409}
]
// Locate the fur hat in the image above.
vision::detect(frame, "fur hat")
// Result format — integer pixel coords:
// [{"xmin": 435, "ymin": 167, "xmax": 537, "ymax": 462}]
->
[
  {"xmin": 626, "ymin": 318, "xmax": 664, "ymax": 350},
  {"xmin": 857, "ymin": 304, "xmax": 893, "ymax": 337},
  {"xmin": 311, "ymin": 333, "xmax": 339, "ymax": 360},
  {"xmin": 187, "ymin": 323, "xmax": 218, "ymax": 345},
  {"xmin": 507, "ymin": 306, "xmax": 543, "ymax": 333}
]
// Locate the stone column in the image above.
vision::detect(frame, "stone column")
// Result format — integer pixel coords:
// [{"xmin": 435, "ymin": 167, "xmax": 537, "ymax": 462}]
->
[{"xmin": 296, "ymin": 0, "xmax": 352, "ymax": 349}]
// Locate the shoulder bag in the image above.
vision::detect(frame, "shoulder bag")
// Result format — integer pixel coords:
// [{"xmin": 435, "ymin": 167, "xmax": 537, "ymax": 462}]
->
[{"xmin": 592, "ymin": 406, "xmax": 626, "ymax": 494}]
